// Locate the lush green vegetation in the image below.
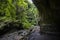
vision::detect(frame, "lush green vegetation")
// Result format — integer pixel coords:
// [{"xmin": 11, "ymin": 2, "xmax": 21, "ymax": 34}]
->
[{"xmin": 0, "ymin": 0, "xmax": 39, "ymax": 30}]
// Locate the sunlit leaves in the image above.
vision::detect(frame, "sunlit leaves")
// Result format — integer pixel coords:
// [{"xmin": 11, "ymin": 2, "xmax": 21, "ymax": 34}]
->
[
  {"xmin": 17, "ymin": 0, "xmax": 28, "ymax": 9},
  {"xmin": 0, "ymin": 0, "xmax": 39, "ymax": 29}
]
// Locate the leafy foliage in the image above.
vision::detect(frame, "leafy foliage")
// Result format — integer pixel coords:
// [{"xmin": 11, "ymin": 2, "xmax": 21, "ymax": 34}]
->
[{"xmin": 0, "ymin": 0, "xmax": 39, "ymax": 29}]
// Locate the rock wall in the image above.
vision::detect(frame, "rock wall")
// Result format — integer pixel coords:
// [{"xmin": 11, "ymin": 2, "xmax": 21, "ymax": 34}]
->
[{"xmin": 32, "ymin": 0, "xmax": 60, "ymax": 35}]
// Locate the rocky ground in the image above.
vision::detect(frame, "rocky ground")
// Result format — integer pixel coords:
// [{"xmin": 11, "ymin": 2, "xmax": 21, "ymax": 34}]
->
[
  {"xmin": 28, "ymin": 26, "xmax": 60, "ymax": 40},
  {"xmin": 0, "ymin": 25, "xmax": 35, "ymax": 40},
  {"xmin": 0, "ymin": 26, "xmax": 60, "ymax": 40},
  {"xmin": 0, "ymin": 30, "xmax": 28, "ymax": 40}
]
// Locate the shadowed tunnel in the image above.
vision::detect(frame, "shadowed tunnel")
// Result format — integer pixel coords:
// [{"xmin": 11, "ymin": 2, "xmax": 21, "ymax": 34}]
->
[
  {"xmin": 32, "ymin": 0, "xmax": 60, "ymax": 35},
  {"xmin": 29, "ymin": 0, "xmax": 60, "ymax": 40}
]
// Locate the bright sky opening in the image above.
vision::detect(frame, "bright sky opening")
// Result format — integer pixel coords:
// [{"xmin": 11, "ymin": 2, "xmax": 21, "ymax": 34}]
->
[{"xmin": 28, "ymin": 0, "xmax": 33, "ymax": 3}]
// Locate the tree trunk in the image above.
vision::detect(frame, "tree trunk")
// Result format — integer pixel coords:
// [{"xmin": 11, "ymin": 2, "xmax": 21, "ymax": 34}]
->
[{"xmin": 32, "ymin": 0, "xmax": 60, "ymax": 35}]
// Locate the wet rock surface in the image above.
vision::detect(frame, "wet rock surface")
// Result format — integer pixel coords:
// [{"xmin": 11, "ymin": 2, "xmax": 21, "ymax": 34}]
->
[
  {"xmin": 0, "ymin": 26, "xmax": 60, "ymax": 40},
  {"xmin": 28, "ymin": 26, "xmax": 60, "ymax": 40},
  {"xmin": 0, "ymin": 30, "xmax": 29, "ymax": 40}
]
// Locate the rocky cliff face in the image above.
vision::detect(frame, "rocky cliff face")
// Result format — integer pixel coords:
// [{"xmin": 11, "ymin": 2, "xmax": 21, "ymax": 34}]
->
[{"xmin": 32, "ymin": 0, "xmax": 60, "ymax": 34}]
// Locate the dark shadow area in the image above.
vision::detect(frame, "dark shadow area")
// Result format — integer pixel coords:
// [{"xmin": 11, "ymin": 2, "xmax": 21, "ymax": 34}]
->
[
  {"xmin": 31, "ymin": 0, "xmax": 60, "ymax": 40},
  {"xmin": 0, "ymin": 22, "xmax": 23, "ymax": 35}
]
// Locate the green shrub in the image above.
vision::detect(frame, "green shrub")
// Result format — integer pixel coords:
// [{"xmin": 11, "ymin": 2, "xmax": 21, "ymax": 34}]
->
[{"xmin": 0, "ymin": 0, "xmax": 39, "ymax": 30}]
